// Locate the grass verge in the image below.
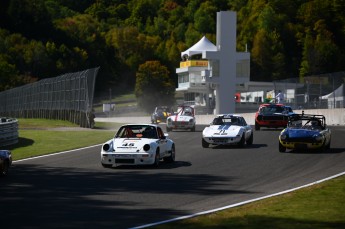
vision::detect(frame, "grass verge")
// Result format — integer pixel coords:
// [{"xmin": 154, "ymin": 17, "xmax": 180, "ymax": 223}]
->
[
  {"xmin": 1, "ymin": 118, "xmax": 122, "ymax": 160},
  {"xmin": 154, "ymin": 175, "xmax": 345, "ymax": 229}
]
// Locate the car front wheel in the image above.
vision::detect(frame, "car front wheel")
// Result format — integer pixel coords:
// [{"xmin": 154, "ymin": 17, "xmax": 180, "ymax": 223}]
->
[
  {"xmin": 164, "ymin": 145, "xmax": 175, "ymax": 163},
  {"xmin": 101, "ymin": 163, "xmax": 112, "ymax": 168},
  {"xmin": 153, "ymin": 151, "xmax": 160, "ymax": 167},
  {"xmin": 246, "ymin": 132, "xmax": 253, "ymax": 145},
  {"xmin": 1, "ymin": 160, "xmax": 10, "ymax": 176},
  {"xmin": 202, "ymin": 138, "xmax": 209, "ymax": 148},
  {"xmin": 238, "ymin": 134, "xmax": 245, "ymax": 147},
  {"xmin": 255, "ymin": 122, "xmax": 260, "ymax": 131},
  {"xmin": 279, "ymin": 142, "xmax": 286, "ymax": 152}
]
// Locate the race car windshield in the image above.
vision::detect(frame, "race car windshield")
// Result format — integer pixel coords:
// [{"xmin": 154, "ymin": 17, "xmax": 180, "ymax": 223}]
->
[
  {"xmin": 213, "ymin": 117, "xmax": 241, "ymax": 126},
  {"xmin": 116, "ymin": 125, "xmax": 158, "ymax": 139},
  {"xmin": 260, "ymin": 106, "xmax": 285, "ymax": 114}
]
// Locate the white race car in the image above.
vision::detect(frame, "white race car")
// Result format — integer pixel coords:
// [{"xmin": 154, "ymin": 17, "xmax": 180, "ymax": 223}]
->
[
  {"xmin": 202, "ymin": 114, "xmax": 253, "ymax": 148},
  {"xmin": 166, "ymin": 106, "xmax": 196, "ymax": 132},
  {"xmin": 101, "ymin": 124, "xmax": 175, "ymax": 168}
]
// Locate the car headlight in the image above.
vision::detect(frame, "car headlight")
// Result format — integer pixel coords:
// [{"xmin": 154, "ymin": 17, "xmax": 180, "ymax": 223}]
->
[
  {"xmin": 103, "ymin": 143, "xmax": 111, "ymax": 151},
  {"xmin": 189, "ymin": 119, "xmax": 194, "ymax": 123},
  {"xmin": 143, "ymin": 144, "xmax": 150, "ymax": 151},
  {"xmin": 280, "ymin": 133, "xmax": 288, "ymax": 140}
]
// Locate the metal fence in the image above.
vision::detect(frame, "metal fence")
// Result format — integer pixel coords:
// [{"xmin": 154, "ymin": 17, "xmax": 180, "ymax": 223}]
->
[
  {"xmin": 0, "ymin": 67, "xmax": 99, "ymax": 128},
  {"xmin": 273, "ymin": 71, "xmax": 345, "ymax": 109}
]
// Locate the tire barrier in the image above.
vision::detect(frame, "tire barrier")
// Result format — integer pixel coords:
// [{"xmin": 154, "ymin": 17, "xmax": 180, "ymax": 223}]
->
[{"xmin": 0, "ymin": 118, "xmax": 18, "ymax": 147}]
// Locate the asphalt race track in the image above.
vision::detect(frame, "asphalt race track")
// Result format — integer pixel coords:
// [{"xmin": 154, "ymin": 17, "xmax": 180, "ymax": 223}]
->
[{"xmin": 1, "ymin": 125, "xmax": 345, "ymax": 229}]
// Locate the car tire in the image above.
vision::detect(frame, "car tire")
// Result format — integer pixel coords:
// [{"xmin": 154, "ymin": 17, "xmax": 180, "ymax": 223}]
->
[
  {"xmin": 326, "ymin": 139, "xmax": 331, "ymax": 150},
  {"xmin": 246, "ymin": 132, "xmax": 253, "ymax": 145},
  {"xmin": 202, "ymin": 138, "xmax": 209, "ymax": 148},
  {"xmin": 164, "ymin": 145, "xmax": 175, "ymax": 163},
  {"xmin": 1, "ymin": 160, "xmax": 9, "ymax": 176},
  {"xmin": 279, "ymin": 142, "xmax": 286, "ymax": 152},
  {"xmin": 153, "ymin": 150, "xmax": 160, "ymax": 167},
  {"xmin": 255, "ymin": 122, "xmax": 260, "ymax": 131},
  {"xmin": 320, "ymin": 139, "xmax": 331, "ymax": 152},
  {"xmin": 166, "ymin": 127, "xmax": 171, "ymax": 132},
  {"xmin": 101, "ymin": 163, "xmax": 112, "ymax": 168},
  {"xmin": 238, "ymin": 134, "xmax": 245, "ymax": 147}
]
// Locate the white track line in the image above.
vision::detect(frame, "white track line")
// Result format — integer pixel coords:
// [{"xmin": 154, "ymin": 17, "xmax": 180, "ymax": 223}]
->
[
  {"xmin": 14, "ymin": 144, "xmax": 101, "ymax": 162},
  {"xmin": 130, "ymin": 171, "xmax": 345, "ymax": 229}
]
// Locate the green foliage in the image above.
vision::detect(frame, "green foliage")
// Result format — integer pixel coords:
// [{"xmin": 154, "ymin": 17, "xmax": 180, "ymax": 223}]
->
[{"xmin": 135, "ymin": 60, "xmax": 175, "ymax": 112}]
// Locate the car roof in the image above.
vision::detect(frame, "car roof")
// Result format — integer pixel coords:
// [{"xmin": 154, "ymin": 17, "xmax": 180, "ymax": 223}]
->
[
  {"xmin": 260, "ymin": 103, "xmax": 285, "ymax": 107},
  {"xmin": 121, "ymin": 124, "xmax": 159, "ymax": 128},
  {"xmin": 216, "ymin": 114, "xmax": 243, "ymax": 118}
]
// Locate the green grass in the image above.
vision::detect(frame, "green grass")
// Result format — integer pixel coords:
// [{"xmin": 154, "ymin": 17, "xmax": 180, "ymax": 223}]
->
[
  {"xmin": 2, "ymin": 118, "xmax": 344, "ymax": 228},
  {"xmin": 154, "ymin": 176, "xmax": 345, "ymax": 229},
  {"xmin": 1, "ymin": 118, "xmax": 121, "ymax": 160}
]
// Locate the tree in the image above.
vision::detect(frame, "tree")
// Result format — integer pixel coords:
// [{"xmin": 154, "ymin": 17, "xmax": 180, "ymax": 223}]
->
[{"xmin": 135, "ymin": 61, "xmax": 175, "ymax": 112}]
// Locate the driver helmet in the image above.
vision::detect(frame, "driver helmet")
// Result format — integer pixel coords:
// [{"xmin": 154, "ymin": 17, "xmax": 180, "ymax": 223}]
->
[{"xmin": 311, "ymin": 120, "xmax": 319, "ymax": 126}]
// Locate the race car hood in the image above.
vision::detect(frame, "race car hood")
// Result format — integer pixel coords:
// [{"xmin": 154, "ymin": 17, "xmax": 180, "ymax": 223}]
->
[
  {"xmin": 285, "ymin": 128, "xmax": 320, "ymax": 138},
  {"xmin": 112, "ymin": 138, "xmax": 154, "ymax": 152},
  {"xmin": 203, "ymin": 125, "xmax": 242, "ymax": 136},
  {"xmin": 168, "ymin": 115, "xmax": 194, "ymax": 122}
]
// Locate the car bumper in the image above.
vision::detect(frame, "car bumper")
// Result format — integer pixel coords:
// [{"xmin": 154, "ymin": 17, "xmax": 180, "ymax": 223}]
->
[
  {"xmin": 167, "ymin": 122, "xmax": 195, "ymax": 129},
  {"xmin": 203, "ymin": 136, "xmax": 241, "ymax": 145},
  {"xmin": 101, "ymin": 153, "xmax": 155, "ymax": 166},
  {"xmin": 256, "ymin": 120, "xmax": 287, "ymax": 127},
  {"xmin": 279, "ymin": 141, "xmax": 323, "ymax": 149}
]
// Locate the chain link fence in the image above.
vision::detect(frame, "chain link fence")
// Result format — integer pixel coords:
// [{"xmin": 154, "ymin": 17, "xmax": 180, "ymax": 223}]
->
[
  {"xmin": 273, "ymin": 71, "xmax": 345, "ymax": 109},
  {"xmin": 0, "ymin": 67, "xmax": 99, "ymax": 128}
]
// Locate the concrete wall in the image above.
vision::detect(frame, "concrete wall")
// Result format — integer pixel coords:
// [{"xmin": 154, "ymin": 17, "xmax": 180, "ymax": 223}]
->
[{"xmin": 95, "ymin": 108, "xmax": 345, "ymax": 126}]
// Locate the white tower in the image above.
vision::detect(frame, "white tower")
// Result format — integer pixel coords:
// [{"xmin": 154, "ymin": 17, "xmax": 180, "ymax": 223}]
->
[
  {"xmin": 176, "ymin": 11, "xmax": 250, "ymax": 115},
  {"xmin": 203, "ymin": 11, "xmax": 237, "ymax": 114}
]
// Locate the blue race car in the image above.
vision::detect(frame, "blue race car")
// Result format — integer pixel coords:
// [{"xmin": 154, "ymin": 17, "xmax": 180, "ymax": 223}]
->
[
  {"xmin": 278, "ymin": 113, "xmax": 331, "ymax": 152},
  {"xmin": 0, "ymin": 150, "xmax": 12, "ymax": 176},
  {"xmin": 151, "ymin": 106, "xmax": 173, "ymax": 124}
]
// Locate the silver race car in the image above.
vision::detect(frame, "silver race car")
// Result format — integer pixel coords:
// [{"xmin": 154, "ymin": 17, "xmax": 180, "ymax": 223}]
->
[{"xmin": 202, "ymin": 114, "xmax": 253, "ymax": 148}]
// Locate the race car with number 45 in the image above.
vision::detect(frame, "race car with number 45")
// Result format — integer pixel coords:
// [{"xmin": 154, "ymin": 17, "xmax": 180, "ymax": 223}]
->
[
  {"xmin": 278, "ymin": 113, "xmax": 331, "ymax": 152},
  {"xmin": 101, "ymin": 124, "xmax": 175, "ymax": 168},
  {"xmin": 202, "ymin": 114, "xmax": 253, "ymax": 148}
]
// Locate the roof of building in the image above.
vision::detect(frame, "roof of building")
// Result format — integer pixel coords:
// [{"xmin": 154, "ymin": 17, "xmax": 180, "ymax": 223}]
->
[{"xmin": 181, "ymin": 36, "xmax": 217, "ymax": 59}]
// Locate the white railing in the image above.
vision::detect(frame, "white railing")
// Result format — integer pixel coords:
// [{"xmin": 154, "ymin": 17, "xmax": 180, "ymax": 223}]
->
[{"xmin": 0, "ymin": 118, "xmax": 18, "ymax": 147}]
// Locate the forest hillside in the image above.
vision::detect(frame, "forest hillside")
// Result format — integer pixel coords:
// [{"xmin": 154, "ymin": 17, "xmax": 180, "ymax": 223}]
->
[{"xmin": 1, "ymin": 0, "xmax": 344, "ymax": 99}]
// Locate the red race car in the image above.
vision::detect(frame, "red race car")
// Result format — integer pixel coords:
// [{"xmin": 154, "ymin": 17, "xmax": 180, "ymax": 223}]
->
[{"xmin": 255, "ymin": 104, "xmax": 294, "ymax": 130}]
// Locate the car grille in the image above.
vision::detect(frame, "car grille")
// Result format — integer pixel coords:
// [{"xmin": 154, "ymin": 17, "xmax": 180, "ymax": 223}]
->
[
  {"xmin": 257, "ymin": 115, "xmax": 287, "ymax": 121},
  {"xmin": 286, "ymin": 137, "xmax": 315, "ymax": 143},
  {"xmin": 115, "ymin": 159, "xmax": 135, "ymax": 164},
  {"xmin": 171, "ymin": 121, "xmax": 188, "ymax": 124},
  {"xmin": 209, "ymin": 137, "xmax": 235, "ymax": 143}
]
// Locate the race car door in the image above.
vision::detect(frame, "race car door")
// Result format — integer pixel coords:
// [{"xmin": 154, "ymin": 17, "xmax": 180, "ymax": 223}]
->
[{"xmin": 157, "ymin": 127, "xmax": 168, "ymax": 157}]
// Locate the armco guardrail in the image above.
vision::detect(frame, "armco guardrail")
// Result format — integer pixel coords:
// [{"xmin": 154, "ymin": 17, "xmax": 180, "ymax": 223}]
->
[
  {"xmin": 0, "ymin": 117, "xmax": 18, "ymax": 147},
  {"xmin": 95, "ymin": 108, "xmax": 345, "ymax": 126}
]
